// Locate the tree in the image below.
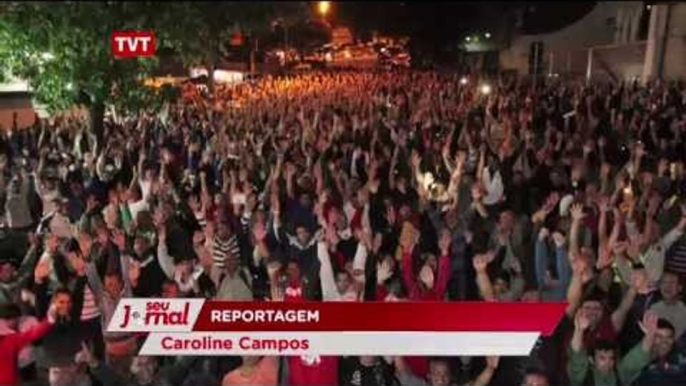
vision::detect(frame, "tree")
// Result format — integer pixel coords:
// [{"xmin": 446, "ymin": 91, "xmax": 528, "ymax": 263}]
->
[
  {"xmin": 0, "ymin": 2, "xmax": 192, "ymax": 140},
  {"xmin": 0, "ymin": 1, "xmax": 308, "ymax": 140}
]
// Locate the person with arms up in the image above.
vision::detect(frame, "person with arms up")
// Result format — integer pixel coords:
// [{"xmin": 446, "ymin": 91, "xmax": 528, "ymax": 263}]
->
[
  {"xmin": 394, "ymin": 356, "xmax": 499, "ymax": 386},
  {"xmin": 0, "ymin": 302, "xmax": 52, "ymax": 386},
  {"xmin": 567, "ymin": 309, "xmax": 658, "ymax": 386}
]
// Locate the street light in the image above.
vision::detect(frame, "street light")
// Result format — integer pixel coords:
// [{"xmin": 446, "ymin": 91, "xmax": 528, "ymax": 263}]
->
[
  {"xmin": 480, "ymin": 84, "xmax": 492, "ymax": 95},
  {"xmin": 318, "ymin": 1, "xmax": 331, "ymax": 16},
  {"xmin": 484, "ymin": 32, "xmax": 491, "ymax": 39},
  {"xmin": 460, "ymin": 77, "xmax": 468, "ymax": 85}
]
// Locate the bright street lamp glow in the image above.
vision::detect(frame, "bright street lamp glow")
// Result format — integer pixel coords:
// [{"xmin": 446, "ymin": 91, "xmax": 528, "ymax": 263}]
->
[
  {"xmin": 480, "ymin": 84, "xmax": 492, "ymax": 95},
  {"xmin": 484, "ymin": 32, "xmax": 491, "ymax": 39},
  {"xmin": 318, "ymin": 1, "xmax": 331, "ymax": 16},
  {"xmin": 460, "ymin": 77, "xmax": 468, "ymax": 85},
  {"xmin": 465, "ymin": 36, "xmax": 471, "ymax": 42}
]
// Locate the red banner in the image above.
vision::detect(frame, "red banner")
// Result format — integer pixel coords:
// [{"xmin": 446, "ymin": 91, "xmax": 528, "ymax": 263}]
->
[{"xmin": 193, "ymin": 302, "xmax": 567, "ymax": 336}]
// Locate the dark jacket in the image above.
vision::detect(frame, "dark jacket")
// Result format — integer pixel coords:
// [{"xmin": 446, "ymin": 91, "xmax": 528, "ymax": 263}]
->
[
  {"xmin": 339, "ymin": 357, "xmax": 399, "ymax": 386},
  {"xmin": 633, "ymin": 351, "xmax": 686, "ymax": 386},
  {"xmin": 35, "ymin": 275, "xmax": 87, "ymax": 368}
]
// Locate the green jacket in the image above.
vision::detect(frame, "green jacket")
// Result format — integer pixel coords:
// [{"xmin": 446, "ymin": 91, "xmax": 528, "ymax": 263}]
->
[{"xmin": 568, "ymin": 342, "xmax": 651, "ymax": 386}]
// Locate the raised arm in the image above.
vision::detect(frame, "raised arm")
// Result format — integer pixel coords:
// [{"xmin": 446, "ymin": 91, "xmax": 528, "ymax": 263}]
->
[
  {"xmin": 156, "ymin": 227, "xmax": 175, "ymax": 279},
  {"xmin": 566, "ymin": 260, "xmax": 585, "ymax": 318},
  {"xmin": 473, "ymin": 253, "xmax": 496, "ymax": 302},
  {"xmin": 617, "ymin": 311, "xmax": 657, "ymax": 386},
  {"xmin": 401, "ymin": 249, "xmax": 419, "ymax": 299},
  {"xmin": 569, "ymin": 204, "xmax": 586, "ymax": 259},
  {"xmin": 11, "ymin": 240, "xmax": 42, "ymax": 289},
  {"xmin": 568, "ymin": 310, "xmax": 591, "ymax": 386},
  {"xmin": 469, "ymin": 357, "xmax": 499, "ymax": 386},
  {"xmin": 12, "ymin": 320, "xmax": 52, "ymax": 350},
  {"xmin": 317, "ymin": 240, "xmax": 340, "ymax": 301},
  {"xmin": 611, "ymin": 286, "xmax": 637, "ymax": 333}
]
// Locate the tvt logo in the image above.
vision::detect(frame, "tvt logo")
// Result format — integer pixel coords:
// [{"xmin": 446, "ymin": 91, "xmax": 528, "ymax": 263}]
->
[{"xmin": 111, "ymin": 31, "xmax": 156, "ymax": 58}]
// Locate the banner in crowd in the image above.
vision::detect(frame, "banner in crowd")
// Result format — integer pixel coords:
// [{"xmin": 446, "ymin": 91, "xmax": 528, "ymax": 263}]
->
[{"xmin": 108, "ymin": 299, "xmax": 567, "ymax": 356}]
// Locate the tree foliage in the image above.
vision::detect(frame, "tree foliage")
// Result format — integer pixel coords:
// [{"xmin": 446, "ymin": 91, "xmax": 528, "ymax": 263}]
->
[
  {"xmin": 152, "ymin": 2, "xmax": 309, "ymax": 71},
  {"xmin": 0, "ymin": 1, "xmax": 169, "ymax": 115},
  {"xmin": 0, "ymin": 1, "xmax": 309, "ymax": 116}
]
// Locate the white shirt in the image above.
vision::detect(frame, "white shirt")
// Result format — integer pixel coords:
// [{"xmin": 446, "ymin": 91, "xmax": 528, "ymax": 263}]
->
[
  {"xmin": 481, "ymin": 168, "xmax": 504, "ymax": 206},
  {"xmin": 128, "ymin": 200, "xmax": 149, "ymax": 223}
]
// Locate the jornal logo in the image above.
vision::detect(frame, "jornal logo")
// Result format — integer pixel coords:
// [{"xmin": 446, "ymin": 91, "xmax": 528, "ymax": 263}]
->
[
  {"xmin": 112, "ymin": 31, "xmax": 156, "ymax": 58},
  {"xmin": 119, "ymin": 301, "xmax": 190, "ymax": 329}
]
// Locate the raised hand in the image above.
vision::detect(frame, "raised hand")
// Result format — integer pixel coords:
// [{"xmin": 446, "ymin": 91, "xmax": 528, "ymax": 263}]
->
[
  {"xmin": 377, "ymin": 259, "xmax": 393, "ymax": 284},
  {"xmin": 597, "ymin": 195, "xmax": 611, "ymax": 213},
  {"xmin": 267, "ymin": 260, "xmax": 282, "ymax": 279},
  {"xmin": 486, "ymin": 356, "xmax": 500, "ymax": 369},
  {"xmin": 419, "ymin": 264, "xmax": 435, "ymax": 289},
  {"xmin": 34, "ymin": 259, "xmax": 52, "ymax": 284},
  {"xmin": 596, "ymin": 247, "xmax": 615, "ymax": 270},
  {"xmin": 574, "ymin": 309, "xmax": 591, "ymax": 331},
  {"xmin": 639, "ymin": 310, "xmax": 659, "ymax": 337},
  {"xmin": 473, "ymin": 254, "xmax": 488, "ymax": 272},
  {"xmin": 570, "ymin": 204, "xmax": 586, "ymax": 222}
]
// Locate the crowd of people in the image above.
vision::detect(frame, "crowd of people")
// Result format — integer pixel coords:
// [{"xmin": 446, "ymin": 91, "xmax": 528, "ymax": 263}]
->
[{"xmin": 1, "ymin": 69, "xmax": 686, "ymax": 386}]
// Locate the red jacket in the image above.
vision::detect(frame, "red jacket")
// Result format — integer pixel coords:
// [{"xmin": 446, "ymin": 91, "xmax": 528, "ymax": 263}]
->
[
  {"xmin": 402, "ymin": 252, "xmax": 451, "ymax": 301},
  {"xmin": 288, "ymin": 355, "xmax": 338, "ymax": 386},
  {"xmin": 0, "ymin": 320, "xmax": 52, "ymax": 386}
]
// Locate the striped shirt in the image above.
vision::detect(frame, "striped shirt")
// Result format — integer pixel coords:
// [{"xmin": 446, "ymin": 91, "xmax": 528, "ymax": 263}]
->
[
  {"xmin": 213, "ymin": 234, "xmax": 240, "ymax": 269},
  {"xmin": 194, "ymin": 210, "xmax": 207, "ymax": 230},
  {"xmin": 240, "ymin": 214, "xmax": 251, "ymax": 238},
  {"xmin": 666, "ymin": 236, "xmax": 686, "ymax": 275},
  {"xmin": 80, "ymin": 285, "xmax": 101, "ymax": 321}
]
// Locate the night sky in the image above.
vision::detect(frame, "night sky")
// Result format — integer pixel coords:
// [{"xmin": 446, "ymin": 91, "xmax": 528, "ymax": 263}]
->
[{"xmin": 333, "ymin": 2, "xmax": 598, "ymax": 40}]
